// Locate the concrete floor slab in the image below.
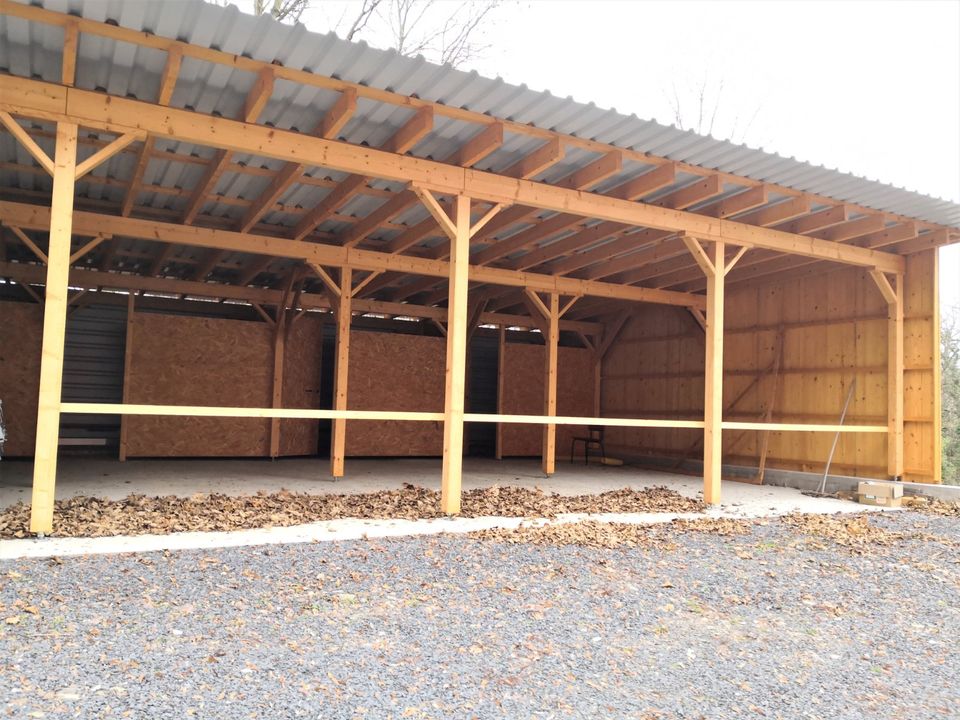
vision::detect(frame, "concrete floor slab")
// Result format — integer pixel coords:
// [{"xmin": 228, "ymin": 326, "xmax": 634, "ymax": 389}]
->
[
  {"xmin": 3, "ymin": 456, "xmax": 859, "ymax": 516},
  {"xmin": 1, "ymin": 457, "xmax": 884, "ymax": 560}
]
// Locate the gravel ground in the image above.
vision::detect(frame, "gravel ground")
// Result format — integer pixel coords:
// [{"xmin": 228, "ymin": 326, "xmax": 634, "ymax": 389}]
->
[{"xmin": 1, "ymin": 510, "xmax": 958, "ymax": 719}]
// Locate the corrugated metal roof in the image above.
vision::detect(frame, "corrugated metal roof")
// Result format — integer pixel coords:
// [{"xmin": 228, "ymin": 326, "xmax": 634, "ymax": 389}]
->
[{"xmin": 1, "ymin": 0, "xmax": 958, "ymax": 231}]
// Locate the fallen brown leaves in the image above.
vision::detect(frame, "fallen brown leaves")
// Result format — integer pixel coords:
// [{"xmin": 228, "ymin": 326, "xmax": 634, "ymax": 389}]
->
[
  {"xmin": 902, "ymin": 496, "xmax": 960, "ymax": 517},
  {"xmin": 781, "ymin": 513, "xmax": 905, "ymax": 554},
  {"xmin": 471, "ymin": 516, "xmax": 753, "ymax": 549},
  {"xmin": 0, "ymin": 485, "xmax": 703, "ymax": 539},
  {"xmin": 470, "ymin": 521, "xmax": 673, "ymax": 550}
]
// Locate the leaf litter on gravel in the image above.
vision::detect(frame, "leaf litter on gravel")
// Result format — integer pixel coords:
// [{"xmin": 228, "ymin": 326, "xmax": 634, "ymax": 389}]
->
[
  {"xmin": 0, "ymin": 484, "xmax": 703, "ymax": 538},
  {"xmin": 470, "ymin": 516, "xmax": 755, "ymax": 549}
]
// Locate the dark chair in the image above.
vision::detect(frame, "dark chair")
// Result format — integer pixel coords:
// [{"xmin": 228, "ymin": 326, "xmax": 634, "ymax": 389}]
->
[{"xmin": 570, "ymin": 425, "xmax": 605, "ymax": 465}]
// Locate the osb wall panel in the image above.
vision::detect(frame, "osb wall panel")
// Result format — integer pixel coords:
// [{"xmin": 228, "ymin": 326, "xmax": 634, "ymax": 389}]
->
[
  {"xmin": 0, "ymin": 301, "xmax": 42, "ymax": 456},
  {"xmin": 345, "ymin": 331, "xmax": 445, "ymax": 456},
  {"xmin": 125, "ymin": 313, "xmax": 273, "ymax": 457},
  {"xmin": 279, "ymin": 315, "xmax": 323, "ymax": 456},
  {"xmin": 602, "ymin": 256, "xmax": 941, "ymax": 483},
  {"xmin": 499, "ymin": 343, "xmax": 596, "ymax": 457}
]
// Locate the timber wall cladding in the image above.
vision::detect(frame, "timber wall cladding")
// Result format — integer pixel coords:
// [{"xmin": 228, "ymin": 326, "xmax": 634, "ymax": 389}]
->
[
  {"xmin": 498, "ymin": 343, "xmax": 596, "ymax": 457},
  {"xmin": 601, "ymin": 250, "xmax": 941, "ymax": 483},
  {"xmin": 345, "ymin": 331, "xmax": 445, "ymax": 456},
  {"xmin": 126, "ymin": 313, "xmax": 323, "ymax": 457},
  {"xmin": 0, "ymin": 301, "xmax": 42, "ymax": 456}
]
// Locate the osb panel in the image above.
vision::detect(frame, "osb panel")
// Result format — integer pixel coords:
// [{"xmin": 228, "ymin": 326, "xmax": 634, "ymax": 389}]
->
[
  {"xmin": 125, "ymin": 313, "xmax": 273, "ymax": 457},
  {"xmin": 0, "ymin": 301, "xmax": 42, "ymax": 456},
  {"xmin": 345, "ymin": 331, "xmax": 445, "ymax": 456},
  {"xmin": 600, "ymin": 261, "xmax": 940, "ymax": 482},
  {"xmin": 279, "ymin": 315, "xmax": 323, "ymax": 456},
  {"xmin": 499, "ymin": 343, "xmax": 596, "ymax": 458}
]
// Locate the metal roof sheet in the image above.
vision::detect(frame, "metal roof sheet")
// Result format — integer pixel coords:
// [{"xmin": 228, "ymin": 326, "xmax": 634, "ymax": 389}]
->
[{"xmin": 1, "ymin": 0, "xmax": 958, "ymax": 231}]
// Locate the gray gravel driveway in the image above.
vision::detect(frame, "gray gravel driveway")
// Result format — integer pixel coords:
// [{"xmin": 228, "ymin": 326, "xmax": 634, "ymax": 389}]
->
[{"xmin": 2, "ymin": 511, "xmax": 958, "ymax": 719}]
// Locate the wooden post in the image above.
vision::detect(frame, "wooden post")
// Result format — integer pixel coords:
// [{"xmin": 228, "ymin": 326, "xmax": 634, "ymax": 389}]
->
[
  {"xmin": 542, "ymin": 292, "xmax": 560, "ymax": 475},
  {"xmin": 269, "ymin": 319, "xmax": 286, "ymax": 459},
  {"xmin": 29, "ymin": 122, "xmax": 78, "ymax": 535},
  {"xmin": 888, "ymin": 276, "xmax": 904, "ymax": 480},
  {"xmin": 703, "ymin": 241, "xmax": 725, "ymax": 505},
  {"xmin": 331, "ymin": 267, "xmax": 352, "ymax": 477},
  {"xmin": 682, "ymin": 236, "xmax": 726, "ymax": 506},
  {"xmin": 118, "ymin": 292, "xmax": 136, "ymax": 462},
  {"xmin": 495, "ymin": 324, "xmax": 505, "ymax": 460},
  {"xmin": 870, "ymin": 269, "xmax": 904, "ymax": 480},
  {"xmin": 440, "ymin": 195, "xmax": 471, "ymax": 514}
]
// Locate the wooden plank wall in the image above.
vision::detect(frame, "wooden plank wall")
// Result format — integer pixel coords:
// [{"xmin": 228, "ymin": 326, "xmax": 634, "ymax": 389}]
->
[
  {"xmin": 345, "ymin": 331, "xmax": 445, "ymax": 456},
  {"xmin": 125, "ymin": 312, "xmax": 323, "ymax": 457},
  {"xmin": 0, "ymin": 301, "xmax": 42, "ymax": 456},
  {"xmin": 601, "ymin": 250, "xmax": 941, "ymax": 483},
  {"xmin": 499, "ymin": 342, "xmax": 596, "ymax": 458}
]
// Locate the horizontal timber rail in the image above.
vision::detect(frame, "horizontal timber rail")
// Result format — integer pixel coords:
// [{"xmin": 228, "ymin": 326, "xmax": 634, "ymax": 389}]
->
[
  {"xmin": 60, "ymin": 403, "xmax": 444, "ymax": 422},
  {"xmin": 61, "ymin": 404, "xmax": 887, "ymax": 434}
]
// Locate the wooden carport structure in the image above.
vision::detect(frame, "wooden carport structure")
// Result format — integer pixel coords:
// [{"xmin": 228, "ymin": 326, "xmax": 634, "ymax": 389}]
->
[{"xmin": 0, "ymin": 0, "xmax": 956, "ymax": 534}]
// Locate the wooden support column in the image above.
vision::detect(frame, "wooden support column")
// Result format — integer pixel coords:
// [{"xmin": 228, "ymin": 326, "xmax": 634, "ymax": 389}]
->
[
  {"xmin": 30, "ymin": 122, "xmax": 78, "ymax": 535},
  {"xmin": 440, "ymin": 195, "xmax": 472, "ymax": 514},
  {"xmin": 331, "ymin": 267, "xmax": 352, "ymax": 478},
  {"xmin": 683, "ymin": 236, "xmax": 727, "ymax": 505},
  {"xmin": 870, "ymin": 269, "xmax": 904, "ymax": 479},
  {"xmin": 118, "ymin": 292, "xmax": 136, "ymax": 462},
  {"xmin": 542, "ymin": 292, "xmax": 560, "ymax": 475},
  {"xmin": 270, "ymin": 320, "xmax": 287, "ymax": 460},
  {"xmin": 495, "ymin": 325, "xmax": 505, "ymax": 460}
]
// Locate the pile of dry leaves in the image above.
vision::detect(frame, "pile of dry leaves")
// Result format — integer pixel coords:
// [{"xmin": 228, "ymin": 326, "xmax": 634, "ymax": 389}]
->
[{"xmin": 0, "ymin": 484, "xmax": 703, "ymax": 539}]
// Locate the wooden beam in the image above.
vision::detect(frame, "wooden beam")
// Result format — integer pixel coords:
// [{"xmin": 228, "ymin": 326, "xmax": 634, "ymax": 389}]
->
[
  {"xmin": 75, "ymin": 132, "xmax": 144, "ymax": 180},
  {"xmin": 441, "ymin": 195, "xmax": 472, "ymax": 514},
  {"xmin": 503, "ymin": 137, "xmax": 563, "ymax": 179},
  {"xmin": 0, "ymin": 76, "xmax": 903, "ymax": 272},
  {"xmin": 0, "ymin": 111, "xmax": 54, "ymax": 175},
  {"xmin": 292, "ymin": 107, "xmax": 434, "ymax": 242},
  {"xmin": 69, "ymin": 234, "xmax": 108, "ymax": 264},
  {"xmin": 238, "ymin": 87, "xmax": 358, "ymax": 234},
  {"xmin": 555, "ymin": 150, "xmax": 622, "ymax": 190},
  {"xmin": 3, "ymin": 202, "xmax": 708, "ymax": 309},
  {"xmin": 61, "ymin": 20, "xmax": 79, "ymax": 86},
  {"xmin": 120, "ymin": 46, "xmax": 182, "ymax": 218},
  {"xmin": 412, "ymin": 186, "xmax": 457, "ymax": 240},
  {"xmin": 0, "ymin": 259, "xmax": 604, "ymax": 335},
  {"xmin": 182, "ymin": 67, "xmax": 276, "ymax": 226},
  {"xmin": 653, "ymin": 175, "xmax": 723, "ymax": 210},
  {"xmin": 8, "ymin": 225, "xmax": 48, "ymax": 263},
  {"xmin": 447, "ymin": 122, "xmax": 504, "ymax": 168},
  {"xmin": 30, "ymin": 122, "xmax": 77, "ymax": 535},
  {"xmin": 331, "ymin": 267, "xmax": 352, "ymax": 477},
  {"xmin": 698, "ymin": 185, "xmax": 769, "ymax": 218}
]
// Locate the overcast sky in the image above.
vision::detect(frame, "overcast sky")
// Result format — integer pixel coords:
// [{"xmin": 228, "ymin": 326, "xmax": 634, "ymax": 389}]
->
[{"xmin": 230, "ymin": 0, "xmax": 960, "ymax": 311}]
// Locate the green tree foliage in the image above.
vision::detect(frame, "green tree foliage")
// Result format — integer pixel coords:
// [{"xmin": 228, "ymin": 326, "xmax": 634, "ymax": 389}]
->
[{"xmin": 943, "ymin": 305, "xmax": 960, "ymax": 484}]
